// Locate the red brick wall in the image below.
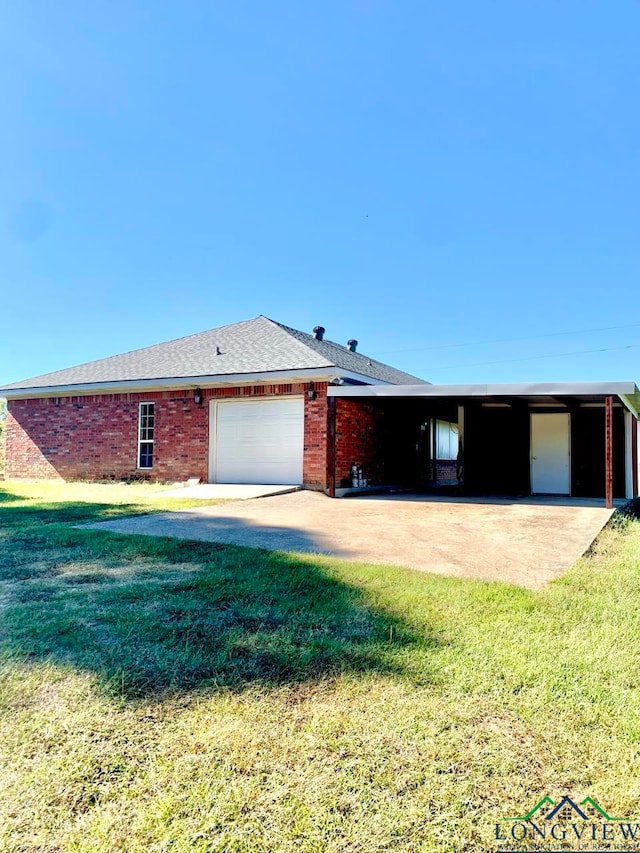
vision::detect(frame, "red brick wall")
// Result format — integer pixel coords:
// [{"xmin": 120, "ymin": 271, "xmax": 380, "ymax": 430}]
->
[
  {"xmin": 434, "ymin": 459, "xmax": 457, "ymax": 483},
  {"xmin": 5, "ymin": 382, "xmax": 329, "ymax": 487},
  {"xmin": 302, "ymin": 384, "xmax": 329, "ymax": 489},
  {"xmin": 334, "ymin": 399, "xmax": 385, "ymax": 487}
]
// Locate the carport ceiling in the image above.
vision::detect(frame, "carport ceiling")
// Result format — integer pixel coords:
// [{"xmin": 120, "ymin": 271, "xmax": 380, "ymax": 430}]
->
[{"xmin": 328, "ymin": 381, "xmax": 640, "ymax": 417}]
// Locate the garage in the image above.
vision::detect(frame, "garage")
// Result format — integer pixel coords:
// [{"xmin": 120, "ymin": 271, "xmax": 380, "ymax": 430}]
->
[{"xmin": 209, "ymin": 397, "xmax": 304, "ymax": 485}]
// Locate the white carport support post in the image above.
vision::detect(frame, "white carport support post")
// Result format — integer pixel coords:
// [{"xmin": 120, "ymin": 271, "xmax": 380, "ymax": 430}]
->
[{"xmin": 625, "ymin": 409, "xmax": 634, "ymax": 499}]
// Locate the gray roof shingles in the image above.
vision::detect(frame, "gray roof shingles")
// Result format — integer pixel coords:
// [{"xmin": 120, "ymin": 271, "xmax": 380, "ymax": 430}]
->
[{"xmin": 1, "ymin": 316, "xmax": 428, "ymax": 391}]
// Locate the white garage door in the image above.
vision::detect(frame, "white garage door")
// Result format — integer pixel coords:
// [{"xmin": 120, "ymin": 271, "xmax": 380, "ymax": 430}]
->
[{"xmin": 210, "ymin": 398, "xmax": 304, "ymax": 485}]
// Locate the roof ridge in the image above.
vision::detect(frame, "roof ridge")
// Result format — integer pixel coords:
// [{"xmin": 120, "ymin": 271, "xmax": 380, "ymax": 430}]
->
[
  {"xmin": 258, "ymin": 316, "xmax": 335, "ymax": 368},
  {"xmin": 270, "ymin": 318, "xmax": 423, "ymax": 375},
  {"xmin": 271, "ymin": 318, "xmax": 368, "ymax": 356}
]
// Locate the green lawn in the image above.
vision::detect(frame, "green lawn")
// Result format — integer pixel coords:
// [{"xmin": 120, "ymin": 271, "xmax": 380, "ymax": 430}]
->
[{"xmin": 1, "ymin": 482, "xmax": 640, "ymax": 852}]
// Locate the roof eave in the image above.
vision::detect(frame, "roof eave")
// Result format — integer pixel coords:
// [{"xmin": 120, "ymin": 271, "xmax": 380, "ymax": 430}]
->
[{"xmin": 0, "ymin": 367, "xmax": 397, "ymax": 399}]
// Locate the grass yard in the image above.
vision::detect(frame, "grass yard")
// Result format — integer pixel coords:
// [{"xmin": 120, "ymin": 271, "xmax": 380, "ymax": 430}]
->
[{"xmin": 1, "ymin": 482, "xmax": 640, "ymax": 852}]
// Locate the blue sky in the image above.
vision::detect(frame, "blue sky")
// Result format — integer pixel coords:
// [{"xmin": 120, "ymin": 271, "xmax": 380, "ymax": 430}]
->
[{"xmin": 1, "ymin": 1, "xmax": 639, "ymax": 386}]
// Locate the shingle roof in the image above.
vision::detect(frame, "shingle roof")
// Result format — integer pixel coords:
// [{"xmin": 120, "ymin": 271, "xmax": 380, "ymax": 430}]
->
[{"xmin": 1, "ymin": 316, "xmax": 428, "ymax": 392}]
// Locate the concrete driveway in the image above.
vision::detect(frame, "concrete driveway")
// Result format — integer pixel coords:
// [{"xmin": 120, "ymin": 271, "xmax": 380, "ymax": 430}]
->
[{"xmin": 85, "ymin": 491, "xmax": 617, "ymax": 588}]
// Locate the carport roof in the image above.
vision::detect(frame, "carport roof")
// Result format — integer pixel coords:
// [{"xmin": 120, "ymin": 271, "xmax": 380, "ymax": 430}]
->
[{"xmin": 327, "ymin": 381, "xmax": 640, "ymax": 417}]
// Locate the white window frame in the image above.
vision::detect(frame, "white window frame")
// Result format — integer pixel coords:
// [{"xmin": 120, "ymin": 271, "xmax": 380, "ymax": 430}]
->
[{"xmin": 138, "ymin": 402, "xmax": 155, "ymax": 469}]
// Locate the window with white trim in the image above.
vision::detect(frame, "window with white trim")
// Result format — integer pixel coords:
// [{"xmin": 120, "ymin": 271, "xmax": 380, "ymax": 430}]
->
[{"xmin": 138, "ymin": 402, "xmax": 155, "ymax": 468}]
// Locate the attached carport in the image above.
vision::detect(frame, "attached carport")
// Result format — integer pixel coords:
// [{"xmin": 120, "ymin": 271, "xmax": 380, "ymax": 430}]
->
[{"xmin": 327, "ymin": 382, "xmax": 640, "ymax": 507}]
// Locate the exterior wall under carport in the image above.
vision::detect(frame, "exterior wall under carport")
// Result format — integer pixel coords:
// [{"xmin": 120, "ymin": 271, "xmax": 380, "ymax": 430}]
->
[
  {"xmin": 571, "ymin": 407, "xmax": 626, "ymax": 498},
  {"xmin": 332, "ymin": 397, "xmax": 633, "ymax": 499},
  {"xmin": 463, "ymin": 403, "xmax": 627, "ymax": 498},
  {"xmin": 333, "ymin": 397, "xmax": 459, "ymax": 490},
  {"xmin": 333, "ymin": 398, "xmax": 386, "ymax": 489}
]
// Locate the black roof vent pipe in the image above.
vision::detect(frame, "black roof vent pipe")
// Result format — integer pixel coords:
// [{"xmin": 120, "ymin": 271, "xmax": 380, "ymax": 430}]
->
[
  {"xmin": 313, "ymin": 326, "xmax": 325, "ymax": 340},
  {"xmin": 347, "ymin": 339, "xmax": 358, "ymax": 352}
]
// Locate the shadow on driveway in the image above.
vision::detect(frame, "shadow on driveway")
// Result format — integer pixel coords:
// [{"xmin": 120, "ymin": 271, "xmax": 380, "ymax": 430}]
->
[
  {"xmin": 84, "ymin": 490, "xmax": 617, "ymax": 588},
  {"xmin": 0, "ymin": 503, "xmax": 437, "ymax": 699}
]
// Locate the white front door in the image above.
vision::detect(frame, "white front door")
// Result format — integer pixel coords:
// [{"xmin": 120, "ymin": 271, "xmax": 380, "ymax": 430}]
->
[
  {"xmin": 531, "ymin": 413, "xmax": 571, "ymax": 494},
  {"xmin": 210, "ymin": 397, "xmax": 304, "ymax": 485}
]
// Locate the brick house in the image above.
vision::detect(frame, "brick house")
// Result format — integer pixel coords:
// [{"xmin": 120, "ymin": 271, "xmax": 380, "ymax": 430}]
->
[
  {"xmin": 2, "ymin": 316, "xmax": 639, "ymax": 506},
  {"xmin": 0, "ymin": 316, "xmax": 425, "ymax": 491}
]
